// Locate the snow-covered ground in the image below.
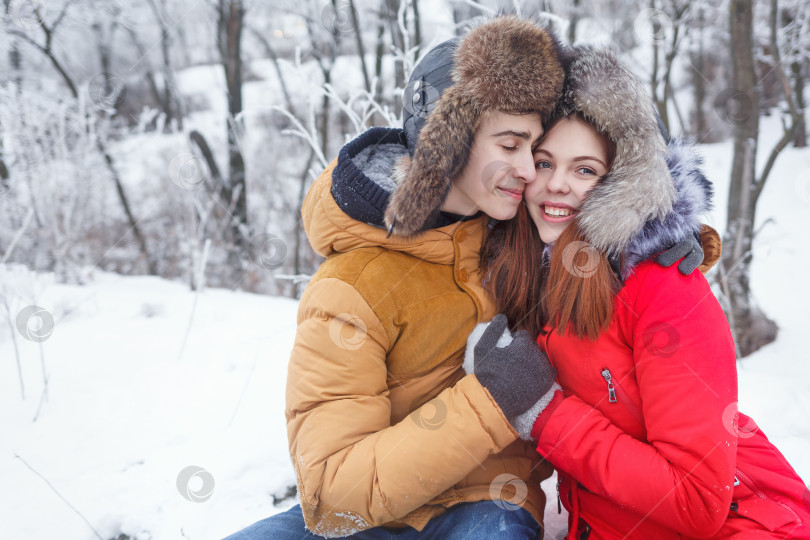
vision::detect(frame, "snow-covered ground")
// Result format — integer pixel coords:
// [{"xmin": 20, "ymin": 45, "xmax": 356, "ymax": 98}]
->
[{"xmin": 0, "ymin": 270, "xmax": 301, "ymax": 539}]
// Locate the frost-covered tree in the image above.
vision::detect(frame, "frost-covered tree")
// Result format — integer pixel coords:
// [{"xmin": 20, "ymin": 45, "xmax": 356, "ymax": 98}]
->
[{"xmin": 720, "ymin": 0, "xmax": 806, "ymax": 357}]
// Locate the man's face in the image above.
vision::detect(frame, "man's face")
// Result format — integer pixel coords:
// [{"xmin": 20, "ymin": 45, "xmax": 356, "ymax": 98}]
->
[{"xmin": 441, "ymin": 111, "xmax": 543, "ymax": 220}]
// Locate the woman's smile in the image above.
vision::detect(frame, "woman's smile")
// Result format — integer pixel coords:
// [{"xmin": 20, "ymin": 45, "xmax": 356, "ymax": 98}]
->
[{"xmin": 540, "ymin": 202, "xmax": 577, "ymax": 221}]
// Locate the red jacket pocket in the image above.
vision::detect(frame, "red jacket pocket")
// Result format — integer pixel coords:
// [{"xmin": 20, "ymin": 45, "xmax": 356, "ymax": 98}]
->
[{"xmin": 733, "ymin": 496, "xmax": 799, "ymax": 532}]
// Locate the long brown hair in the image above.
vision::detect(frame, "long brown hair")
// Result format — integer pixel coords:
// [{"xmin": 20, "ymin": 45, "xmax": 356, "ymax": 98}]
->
[
  {"xmin": 482, "ymin": 114, "xmax": 620, "ymax": 340},
  {"xmin": 482, "ymin": 204, "xmax": 547, "ymax": 336}
]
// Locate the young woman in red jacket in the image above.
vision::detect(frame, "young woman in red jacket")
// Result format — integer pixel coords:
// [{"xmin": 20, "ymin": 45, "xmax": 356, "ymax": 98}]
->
[{"xmin": 468, "ymin": 46, "xmax": 810, "ymax": 539}]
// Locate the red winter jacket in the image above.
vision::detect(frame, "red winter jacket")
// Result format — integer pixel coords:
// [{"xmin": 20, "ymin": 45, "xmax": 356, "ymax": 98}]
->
[{"xmin": 532, "ymin": 261, "xmax": 810, "ymax": 539}]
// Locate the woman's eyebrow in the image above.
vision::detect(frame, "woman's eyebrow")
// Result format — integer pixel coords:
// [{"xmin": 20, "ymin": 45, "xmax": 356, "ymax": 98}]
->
[
  {"xmin": 573, "ymin": 155, "xmax": 608, "ymax": 168},
  {"xmin": 533, "ymin": 149, "xmax": 607, "ymax": 169}
]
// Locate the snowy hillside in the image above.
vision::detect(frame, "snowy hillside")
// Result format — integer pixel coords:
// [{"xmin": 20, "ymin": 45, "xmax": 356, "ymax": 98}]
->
[{"xmin": 1, "ymin": 272, "xmax": 300, "ymax": 539}]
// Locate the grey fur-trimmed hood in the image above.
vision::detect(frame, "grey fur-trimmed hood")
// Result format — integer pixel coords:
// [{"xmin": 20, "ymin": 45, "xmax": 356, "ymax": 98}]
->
[
  {"xmin": 559, "ymin": 45, "xmax": 678, "ymax": 257},
  {"xmin": 623, "ymin": 136, "xmax": 713, "ymax": 276}
]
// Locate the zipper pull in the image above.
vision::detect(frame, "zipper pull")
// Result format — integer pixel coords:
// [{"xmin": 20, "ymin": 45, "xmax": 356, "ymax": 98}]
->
[
  {"xmin": 556, "ymin": 479, "xmax": 562, "ymax": 514},
  {"xmin": 601, "ymin": 369, "xmax": 617, "ymax": 403}
]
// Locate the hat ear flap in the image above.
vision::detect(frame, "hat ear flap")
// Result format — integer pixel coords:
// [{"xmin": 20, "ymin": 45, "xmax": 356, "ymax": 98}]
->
[{"xmin": 385, "ymin": 86, "xmax": 480, "ymax": 236}]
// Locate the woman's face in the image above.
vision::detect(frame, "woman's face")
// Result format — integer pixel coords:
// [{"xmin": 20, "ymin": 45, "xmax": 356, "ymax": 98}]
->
[{"xmin": 525, "ymin": 116, "xmax": 609, "ymax": 244}]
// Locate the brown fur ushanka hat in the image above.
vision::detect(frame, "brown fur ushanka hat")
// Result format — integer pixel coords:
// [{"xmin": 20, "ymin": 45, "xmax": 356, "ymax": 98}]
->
[{"xmin": 385, "ymin": 15, "xmax": 568, "ymax": 236}]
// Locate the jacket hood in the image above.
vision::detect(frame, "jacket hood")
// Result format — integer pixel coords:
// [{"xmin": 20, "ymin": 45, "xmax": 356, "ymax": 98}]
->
[
  {"xmin": 623, "ymin": 137, "xmax": 714, "ymax": 275},
  {"xmin": 303, "ymin": 128, "xmax": 486, "ymax": 263},
  {"xmin": 559, "ymin": 45, "xmax": 676, "ymax": 257},
  {"xmin": 556, "ymin": 45, "xmax": 716, "ymax": 274},
  {"xmin": 330, "ymin": 127, "xmax": 407, "ymax": 228}
]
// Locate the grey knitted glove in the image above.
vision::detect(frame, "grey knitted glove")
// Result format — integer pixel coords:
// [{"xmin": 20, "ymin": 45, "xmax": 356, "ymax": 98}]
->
[
  {"xmin": 473, "ymin": 315, "xmax": 557, "ymax": 420},
  {"xmin": 656, "ymin": 232, "xmax": 704, "ymax": 275}
]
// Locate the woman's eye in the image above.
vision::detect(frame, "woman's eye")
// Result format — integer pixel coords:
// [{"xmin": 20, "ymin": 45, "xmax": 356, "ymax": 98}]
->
[
  {"xmin": 536, "ymin": 160, "xmax": 551, "ymax": 170},
  {"xmin": 577, "ymin": 166, "xmax": 596, "ymax": 175},
  {"xmin": 501, "ymin": 145, "xmax": 517, "ymax": 152}
]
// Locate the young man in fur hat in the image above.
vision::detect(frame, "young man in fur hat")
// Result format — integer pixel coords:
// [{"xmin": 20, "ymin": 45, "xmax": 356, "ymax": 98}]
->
[
  {"xmin": 224, "ymin": 15, "xmax": 702, "ymax": 540},
  {"xmin": 224, "ymin": 16, "xmax": 568, "ymax": 539}
]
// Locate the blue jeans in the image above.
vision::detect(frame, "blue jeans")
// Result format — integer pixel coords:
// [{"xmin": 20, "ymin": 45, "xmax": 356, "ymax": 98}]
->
[{"xmin": 223, "ymin": 501, "xmax": 541, "ymax": 539}]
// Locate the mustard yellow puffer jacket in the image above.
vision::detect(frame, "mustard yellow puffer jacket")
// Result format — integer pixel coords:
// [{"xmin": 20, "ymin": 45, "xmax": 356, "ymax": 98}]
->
[{"xmin": 286, "ymin": 160, "xmax": 552, "ymax": 537}]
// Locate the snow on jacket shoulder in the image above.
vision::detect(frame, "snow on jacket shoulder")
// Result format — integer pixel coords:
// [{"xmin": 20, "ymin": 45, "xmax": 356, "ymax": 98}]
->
[
  {"xmin": 287, "ymin": 136, "xmax": 552, "ymax": 537},
  {"xmin": 535, "ymin": 261, "xmax": 810, "ymax": 539}
]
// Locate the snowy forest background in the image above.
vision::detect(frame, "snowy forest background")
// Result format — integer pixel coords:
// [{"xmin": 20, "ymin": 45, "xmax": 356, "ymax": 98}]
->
[{"xmin": 1, "ymin": 0, "xmax": 809, "ymax": 539}]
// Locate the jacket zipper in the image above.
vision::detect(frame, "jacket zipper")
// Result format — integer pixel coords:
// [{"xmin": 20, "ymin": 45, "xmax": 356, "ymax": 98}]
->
[
  {"xmin": 601, "ymin": 368, "xmax": 644, "ymax": 425},
  {"xmin": 735, "ymin": 467, "xmax": 803, "ymax": 525},
  {"xmin": 601, "ymin": 368, "xmax": 617, "ymax": 402}
]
